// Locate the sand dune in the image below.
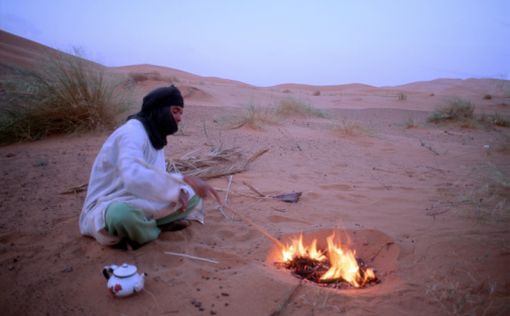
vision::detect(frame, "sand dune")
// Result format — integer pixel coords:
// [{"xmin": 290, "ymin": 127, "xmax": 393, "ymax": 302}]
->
[{"xmin": 0, "ymin": 30, "xmax": 509, "ymax": 315}]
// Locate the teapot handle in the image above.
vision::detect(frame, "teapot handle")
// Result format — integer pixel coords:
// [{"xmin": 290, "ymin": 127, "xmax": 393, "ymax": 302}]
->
[{"xmin": 102, "ymin": 266, "xmax": 114, "ymax": 280}]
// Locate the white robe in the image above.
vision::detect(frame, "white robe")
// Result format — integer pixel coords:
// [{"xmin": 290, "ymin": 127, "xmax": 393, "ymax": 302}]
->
[{"xmin": 79, "ymin": 119, "xmax": 201, "ymax": 245}]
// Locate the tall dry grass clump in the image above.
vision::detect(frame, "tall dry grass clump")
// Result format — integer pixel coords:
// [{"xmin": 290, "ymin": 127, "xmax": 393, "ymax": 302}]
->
[
  {"xmin": 0, "ymin": 54, "xmax": 128, "ymax": 144},
  {"xmin": 225, "ymin": 104, "xmax": 277, "ymax": 130},
  {"xmin": 220, "ymin": 98, "xmax": 325, "ymax": 130},
  {"xmin": 276, "ymin": 98, "xmax": 325, "ymax": 118}
]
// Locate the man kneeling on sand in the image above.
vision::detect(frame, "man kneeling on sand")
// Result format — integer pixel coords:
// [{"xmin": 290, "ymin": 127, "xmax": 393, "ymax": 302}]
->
[{"xmin": 79, "ymin": 85, "xmax": 220, "ymax": 249}]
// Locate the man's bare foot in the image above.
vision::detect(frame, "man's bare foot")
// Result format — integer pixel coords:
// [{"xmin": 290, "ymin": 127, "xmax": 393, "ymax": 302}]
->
[{"xmin": 111, "ymin": 238, "xmax": 142, "ymax": 251}]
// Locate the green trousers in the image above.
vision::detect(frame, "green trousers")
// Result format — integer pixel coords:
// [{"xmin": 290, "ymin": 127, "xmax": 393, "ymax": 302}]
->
[{"xmin": 105, "ymin": 196, "xmax": 200, "ymax": 245}]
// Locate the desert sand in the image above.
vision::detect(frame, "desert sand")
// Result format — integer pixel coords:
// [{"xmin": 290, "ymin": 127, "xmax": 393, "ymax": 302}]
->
[{"xmin": 1, "ymin": 30, "xmax": 509, "ymax": 315}]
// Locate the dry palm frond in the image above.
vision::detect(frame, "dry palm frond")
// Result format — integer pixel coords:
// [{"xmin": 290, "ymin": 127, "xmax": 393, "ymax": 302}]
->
[{"xmin": 166, "ymin": 147, "xmax": 268, "ymax": 179}]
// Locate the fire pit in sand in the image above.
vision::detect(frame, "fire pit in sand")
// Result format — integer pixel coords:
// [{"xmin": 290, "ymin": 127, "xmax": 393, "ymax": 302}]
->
[{"xmin": 275, "ymin": 233, "xmax": 380, "ymax": 289}]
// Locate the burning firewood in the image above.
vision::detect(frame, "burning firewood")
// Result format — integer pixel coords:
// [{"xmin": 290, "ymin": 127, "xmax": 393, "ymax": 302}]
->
[{"xmin": 275, "ymin": 233, "xmax": 380, "ymax": 289}]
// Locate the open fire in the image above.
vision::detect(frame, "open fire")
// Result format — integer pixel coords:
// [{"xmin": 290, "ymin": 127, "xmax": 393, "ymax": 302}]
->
[{"xmin": 276, "ymin": 233, "xmax": 379, "ymax": 288}]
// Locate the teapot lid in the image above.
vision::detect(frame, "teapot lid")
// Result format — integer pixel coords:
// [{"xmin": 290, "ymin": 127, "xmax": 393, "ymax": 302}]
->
[{"xmin": 113, "ymin": 263, "xmax": 137, "ymax": 278}]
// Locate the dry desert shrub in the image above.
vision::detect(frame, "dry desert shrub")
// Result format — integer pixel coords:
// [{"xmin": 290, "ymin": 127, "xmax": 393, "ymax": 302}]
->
[
  {"xmin": 428, "ymin": 98, "xmax": 475, "ymax": 124},
  {"xmin": 0, "ymin": 55, "xmax": 129, "ymax": 143},
  {"xmin": 463, "ymin": 163, "xmax": 510, "ymax": 221},
  {"xmin": 276, "ymin": 98, "xmax": 325, "ymax": 118},
  {"xmin": 331, "ymin": 119, "xmax": 370, "ymax": 137},
  {"xmin": 128, "ymin": 71, "xmax": 179, "ymax": 84},
  {"xmin": 478, "ymin": 112, "xmax": 510, "ymax": 127},
  {"xmin": 428, "ymin": 98, "xmax": 509, "ymax": 128},
  {"xmin": 128, "ymin": 71, "xmax": 162, "ymax": 82},
  {"xmin": 221, "ymin": 98, "xmax": 325, "ymax": 130},
  {"xmin": 425, "ymin": 274, "xmax": 497, "ymax": 316},
  {"xmin": 397, "ymin": 92, "xmax": 407, "ymax": 101},
  {"xmin": 404, "ymin": 118, "xmax": 418, "ymax": 128}
]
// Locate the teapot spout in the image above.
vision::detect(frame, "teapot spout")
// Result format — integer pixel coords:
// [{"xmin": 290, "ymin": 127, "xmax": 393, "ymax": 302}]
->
[{"xmin": 134, "ymin": 273, "xmax": 147, "ymax": 292}]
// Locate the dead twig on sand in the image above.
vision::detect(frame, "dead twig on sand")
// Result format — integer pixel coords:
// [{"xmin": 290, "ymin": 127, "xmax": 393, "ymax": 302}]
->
[
  {"xmin": 370, "ymin": 242, "xmax": 395, "ymax": 262},
  {"xmin": 214, "ymin": 188, "xmax": 270, "ymax": 200},
  {"xmin": 271, "ymin": 281, "xmax": 303, "ymax": 316},
  {"xmin": 224, "ymin": 175, "xmax": 233, "ymax": 205},
  {"xmin": 419, "ymin": 139, "xmax": 440, "ymax": 156},
  {"xmin": 164, "ymin": 251, "xmax": 219, "ymax": 264},
  {"xmin": 59, "ymin": 183, "xmax": 87, "ymax": 194},
  {"xmin": 217, "ymin": 176, "xmax": 232, "ymax": 219}
]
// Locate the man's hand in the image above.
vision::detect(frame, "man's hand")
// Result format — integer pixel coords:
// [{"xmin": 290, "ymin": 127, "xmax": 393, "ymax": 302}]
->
[
  {"xmin": 183, "ymin": 175, "xmax": 221, "ymax": 205},
  {"xmin": 177, "ymin": 188, "xmax": 189, "ymax": 213}
]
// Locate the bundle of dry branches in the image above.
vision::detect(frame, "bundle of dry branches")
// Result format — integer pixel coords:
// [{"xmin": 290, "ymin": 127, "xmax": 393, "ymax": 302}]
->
[{"xmin": 166, "ymin": 146, "xmax": 268, "ymax": 179}]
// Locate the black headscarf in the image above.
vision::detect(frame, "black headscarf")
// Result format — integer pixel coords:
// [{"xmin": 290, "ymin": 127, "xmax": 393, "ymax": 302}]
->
[{"xmin": 128, "ymin": 85, "xmax": 184, "ymax": 150}]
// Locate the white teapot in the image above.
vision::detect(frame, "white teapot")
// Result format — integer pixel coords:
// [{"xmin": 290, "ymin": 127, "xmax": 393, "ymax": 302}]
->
[{"xmin": 102, "ymin": 263, "xmax": 146, "ymax": 297}]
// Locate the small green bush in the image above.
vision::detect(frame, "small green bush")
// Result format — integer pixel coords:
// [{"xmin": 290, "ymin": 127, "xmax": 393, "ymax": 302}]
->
[
  {"xmin": 0, "ymin": 54, "xmax": 128, "ymax": 144},
  {"xmin": 428, "ymin": 99, "xmax": 475, "ymax": 123}
]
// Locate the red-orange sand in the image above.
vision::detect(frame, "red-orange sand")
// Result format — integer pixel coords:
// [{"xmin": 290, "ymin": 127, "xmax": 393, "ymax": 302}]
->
[{"xmin": 1, "ymin": 30, "xmax": 509, "ymax": 315}]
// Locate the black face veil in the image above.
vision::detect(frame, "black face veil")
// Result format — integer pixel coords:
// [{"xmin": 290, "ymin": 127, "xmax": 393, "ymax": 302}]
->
[{"xmin": 128, "ymin": 85, "xmax": 184, "ymax": 150}]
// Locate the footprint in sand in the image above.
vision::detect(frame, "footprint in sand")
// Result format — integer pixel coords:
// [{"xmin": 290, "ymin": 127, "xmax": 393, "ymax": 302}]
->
[{"xmin": 215, "ymin": 229, "xmax": 259, "ymax": 242}]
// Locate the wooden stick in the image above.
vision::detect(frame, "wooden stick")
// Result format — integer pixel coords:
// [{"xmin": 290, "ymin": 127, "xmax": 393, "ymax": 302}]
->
[
  {"xmin": 164, "ymin": 251, "xmax": 219, "ymax": 264},
  {"xmin": 242, "ymin": 181, "xmax": 266, "ymax": 197},
  {"xmin": 222, "ymin": 204, "xmax": 284, "ymax": 249}
]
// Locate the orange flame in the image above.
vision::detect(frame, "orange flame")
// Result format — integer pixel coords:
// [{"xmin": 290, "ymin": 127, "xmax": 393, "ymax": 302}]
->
[
  {"xmin": 280, "ymin": 233, "xmax": 376, "ymax": 288},
  {"xmin": 281, "ymin": 234, "xmax": 326, "ymax": 262}
]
